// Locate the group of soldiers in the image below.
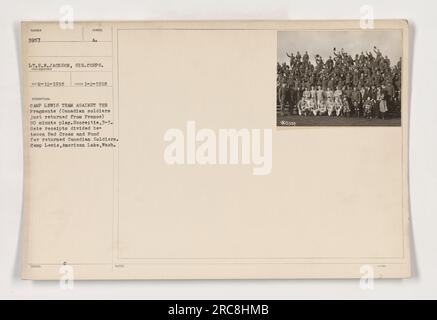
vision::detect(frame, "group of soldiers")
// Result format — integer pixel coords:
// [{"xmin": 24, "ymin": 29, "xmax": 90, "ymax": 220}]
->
[{"xmin": 277, "ymin": 47, "xmax": 402, "ymax": 119}]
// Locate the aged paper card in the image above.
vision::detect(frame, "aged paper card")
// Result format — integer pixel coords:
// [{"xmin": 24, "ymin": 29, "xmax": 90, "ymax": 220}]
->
[{"xmin": 21, "ymin": 20, "xmax": 410, "ymax": 279}]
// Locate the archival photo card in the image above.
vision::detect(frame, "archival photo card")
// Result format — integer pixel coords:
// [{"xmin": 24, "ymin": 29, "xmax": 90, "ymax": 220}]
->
[{"xmin": 21, "ymin": 21, "xmax": 410, "ymax": 280}]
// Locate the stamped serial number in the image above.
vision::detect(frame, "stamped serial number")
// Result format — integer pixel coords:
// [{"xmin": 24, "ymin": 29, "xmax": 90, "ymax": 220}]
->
[{"xmin": 280, "ymin": 120, "xmax": 297, "ymax": 126}]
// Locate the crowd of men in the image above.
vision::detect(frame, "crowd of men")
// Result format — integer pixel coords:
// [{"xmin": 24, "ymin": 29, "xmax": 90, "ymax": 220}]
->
[{"xmin": 277, "ymin": 47, "xmax": 402, "ymax": 119}]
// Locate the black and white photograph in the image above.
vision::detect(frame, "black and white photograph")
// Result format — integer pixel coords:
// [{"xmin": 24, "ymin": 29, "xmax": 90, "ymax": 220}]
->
[{"xmin": 277, "ymin": 30, "xmax": 403, "ymax": 126}]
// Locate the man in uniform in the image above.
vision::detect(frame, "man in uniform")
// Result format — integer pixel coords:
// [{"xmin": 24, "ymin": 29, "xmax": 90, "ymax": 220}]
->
[{"xmin": 351, "ymin": 87, "xmax": 362, "ymax": 117}]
